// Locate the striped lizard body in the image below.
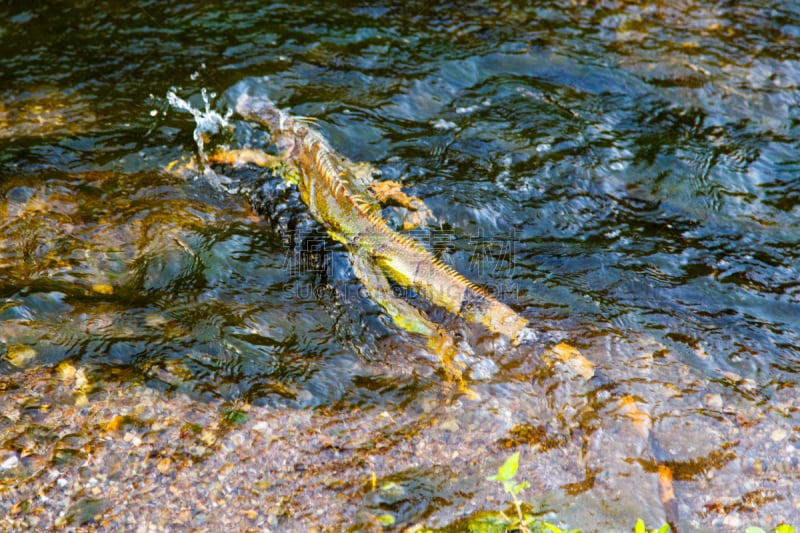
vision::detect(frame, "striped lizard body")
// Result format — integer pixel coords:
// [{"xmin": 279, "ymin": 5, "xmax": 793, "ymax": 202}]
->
[{"xmin": 212, "ymin": 94, "xmax": 531, "ymax": 386}]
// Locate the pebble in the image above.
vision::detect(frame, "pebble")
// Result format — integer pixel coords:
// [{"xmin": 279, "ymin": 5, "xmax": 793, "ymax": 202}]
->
[
  {"xmin": 200, "ymin": 429, "xmax": 216, "ymax": 446},
  {"xmin": 722, "ymin": 513, "xmax": 741, "ymax": 528},
  {"xmin": 0, "ymin": 338, "xmax": 796, "ymax": 531},
  {"xmin": 156, "ymin": 457, "xmax": 173, "ymax": 474},
  {"xmin": 704, "ymin": 393, "xmax": 724, "ymax": 410},
  {"xmin": 0, "ymin": 453, "xmax": 20, "ymax": 470},
  {"xmin": 770, "ymin": 428, "xmax": 788, "ymax": 442},
  {"xmin": 439, "ymin": 418, "xmax": 460, "ymax": 432},
  {"xmin": 123, "ymin": 432, "xmax": 143, "ymax": 447},
  {"xmin": 223, "ymin": 432, "xmax": 246, "ymax": 452},
  {"xmin": 252, "ymin": 421, "xmax": 271, "ymax": 434}
]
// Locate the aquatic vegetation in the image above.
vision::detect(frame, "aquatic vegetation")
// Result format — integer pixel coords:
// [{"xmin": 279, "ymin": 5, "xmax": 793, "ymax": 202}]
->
[
  {"xmin": 474, "ymin": 453, "xmax": 672, "ymax": 533},
  {"xmin": 747, "ymin": 526, "xmax": 796, "ymax": 533},
  {"xmin": 634, "ymin": 518, "xmax": 669, "ymax": 533},
  {"xmin": 485, "ymin": 452, "xmax": 536, "ymax": 533},
  {"xmin": 406, "ymin": 451, "xmax": 577, "ymax": 533}
]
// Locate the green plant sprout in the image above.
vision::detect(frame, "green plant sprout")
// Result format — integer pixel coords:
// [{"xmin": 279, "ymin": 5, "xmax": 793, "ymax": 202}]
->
[
  {"xmin": 486, "ymin": 452, "xmax": 534, "ymax": 532},
  {"xmin": 485, "ymin": 453, "xmax": 676, "ymax": 533},
  {"xmin": 635, "ymin": 518, "xmax": 669, "ymax": 533},
  {"xmin": 746, "ymin": 526, "xmax": 796, "ymax": 533},
  {"xmin": 486, "ymin": 452, "xmax": 580, "ymax": 533}
]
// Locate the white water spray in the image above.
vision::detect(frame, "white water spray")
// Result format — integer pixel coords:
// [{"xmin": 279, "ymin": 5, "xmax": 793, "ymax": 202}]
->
[{"xmin": 167, "ymin": 88, "xmax": 237, "ymax": 191}]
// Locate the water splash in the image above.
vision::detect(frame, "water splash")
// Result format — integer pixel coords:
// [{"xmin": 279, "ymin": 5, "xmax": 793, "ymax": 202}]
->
[{"xmin": 167, "ymin": 88, "xmax": 237, "ymax": 191}]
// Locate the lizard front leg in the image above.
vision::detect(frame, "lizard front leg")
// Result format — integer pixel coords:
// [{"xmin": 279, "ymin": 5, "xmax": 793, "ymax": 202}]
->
[
  {"xmin": 369, "ymin": 180, "xmax": 436, "ymax": 230},
  {"xmin": 205, "ymin": 147, "xmax": 283, "ymax": 169},
  {"xmin": 347, "ymin": 162, "xmax": 436, "ymax": 230},
  {"xmin": 165, "ymin": 147, "xmax": 283, "ymax": 179}
]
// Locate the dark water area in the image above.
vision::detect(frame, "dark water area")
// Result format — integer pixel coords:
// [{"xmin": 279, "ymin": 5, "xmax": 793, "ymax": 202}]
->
[{"xmin": 1, "ymin": 1, "xmax": 800, "ymax": 531}]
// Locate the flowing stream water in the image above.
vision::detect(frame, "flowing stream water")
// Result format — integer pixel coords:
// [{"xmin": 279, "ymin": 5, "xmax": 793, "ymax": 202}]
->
[{"xmin": 1, "ymin": 1, "xmax": 799, "ymax": 531}]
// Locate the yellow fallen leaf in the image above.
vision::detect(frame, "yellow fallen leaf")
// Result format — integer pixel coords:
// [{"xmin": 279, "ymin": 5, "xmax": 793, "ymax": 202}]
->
[
  {"xmin": 658, "ymin": 464, "xmax": 675, "ymax": 504},
  {"xmin": 105, "ymin": 415, "xmax": 127, "ymax": 432},
  {"xmin": 91, "ymin": 284, "xmax": 114, "ymax": 295},
  {"xmin": 6, "ymin": 345, "xmax": 37, "ymax": 368},
  {"xmin": 618, "ymin": 395, "xmax": 651, "ymax": 438},
  {"xmin": 549, "ymin": 342, "xmax": 595, "ymax": 380},
  {"xmin": 156, "ymin": 457, "xmax": 172, "ymax": 474},
  {"xmin": 57, "ymin": 361, "xmax": 77, "ymax": 380},
  {"xmin": 75, "ymin": 368, "xmax": 89, "ymax": 390},
  {"xmin": 200, "ymin": 428, "xmax": 216, "ymax": 446}
]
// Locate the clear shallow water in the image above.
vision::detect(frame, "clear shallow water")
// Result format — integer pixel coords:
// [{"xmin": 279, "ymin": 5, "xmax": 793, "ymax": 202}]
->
[{"xmin": 1, "ymin": 1, "xmax": 800, "ymax": 530}]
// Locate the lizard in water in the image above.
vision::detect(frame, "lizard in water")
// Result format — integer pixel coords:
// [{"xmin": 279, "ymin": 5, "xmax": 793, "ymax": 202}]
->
[{"xmin": 194, "ymin": 93, "xmax": 533, "ymax": 389}]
